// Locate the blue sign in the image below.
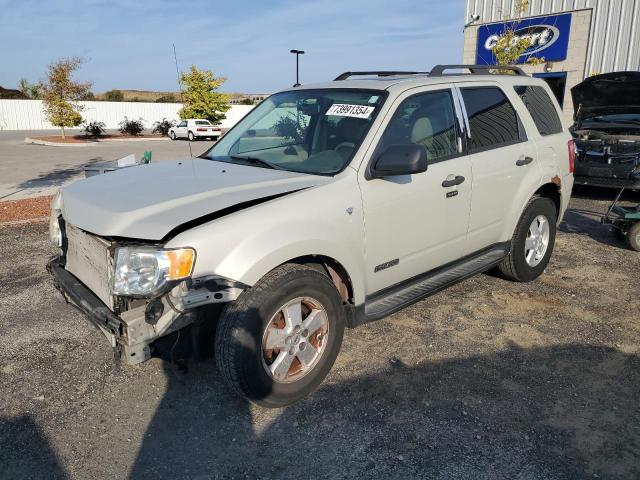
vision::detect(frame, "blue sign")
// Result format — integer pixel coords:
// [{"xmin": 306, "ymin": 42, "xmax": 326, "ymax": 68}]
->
[{"xmin": 476, "ymin": 13, "xmax": 572, "ymax": 65}]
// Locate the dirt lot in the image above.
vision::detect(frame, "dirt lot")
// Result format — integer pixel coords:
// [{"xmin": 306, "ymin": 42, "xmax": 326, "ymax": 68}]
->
[{"xmin": 1, "ymin": 191, "xmax": 639, "ymax": 480}]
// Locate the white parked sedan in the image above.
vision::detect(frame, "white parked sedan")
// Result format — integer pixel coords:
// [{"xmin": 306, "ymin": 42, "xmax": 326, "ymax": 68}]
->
[{"xmin": 169, "ymin": 119, "xmax": 222, "ymax": 141}]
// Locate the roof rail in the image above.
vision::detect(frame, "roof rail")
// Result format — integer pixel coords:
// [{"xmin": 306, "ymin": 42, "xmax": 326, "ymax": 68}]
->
[
  {"xmin": 429, "ymin": 64, "xmax": 527, "ymax": 76},
  {"xmin": 334, "ymin": 71, "xmax": 429, "ymax": 81}
]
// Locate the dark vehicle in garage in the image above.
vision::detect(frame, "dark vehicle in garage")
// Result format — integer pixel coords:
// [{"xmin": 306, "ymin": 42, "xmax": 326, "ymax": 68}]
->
[{"xmin": 571, "ymin": 72, "xmax": 640, "ymax": 189}]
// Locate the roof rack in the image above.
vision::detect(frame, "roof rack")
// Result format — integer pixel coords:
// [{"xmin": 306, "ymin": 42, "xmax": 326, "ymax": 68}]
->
[
  {"xmin": 334, "ymin": 71, "xmax": 429, "ymax": 81},
  {"xmin": 429, "ymin": 64, "xmax": 527, "ymax": 76}
]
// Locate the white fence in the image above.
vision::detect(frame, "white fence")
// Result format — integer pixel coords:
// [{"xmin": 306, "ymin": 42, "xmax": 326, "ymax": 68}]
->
[{"xmin": 0, "ymin": 99, "xmax": 254, "ymax": 131}]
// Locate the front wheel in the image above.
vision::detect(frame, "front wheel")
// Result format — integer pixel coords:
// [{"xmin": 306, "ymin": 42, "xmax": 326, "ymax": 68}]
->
[
  {"xmin": 170, "ymin": 131, "xmax": 176, "ymax": 140},
  {"xmin": 214, "ymin": 264, "xmax": 346, "ymax": 407},
  {"xmin": 497, "ymin": 196, "xmax": 557, "ymax": 282}
]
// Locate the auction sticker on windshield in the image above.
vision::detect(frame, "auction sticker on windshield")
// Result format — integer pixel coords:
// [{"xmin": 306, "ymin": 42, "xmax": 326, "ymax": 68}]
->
[{"xmin": 326, "ymin": 104, "xmax": 375, "ymax": 119}]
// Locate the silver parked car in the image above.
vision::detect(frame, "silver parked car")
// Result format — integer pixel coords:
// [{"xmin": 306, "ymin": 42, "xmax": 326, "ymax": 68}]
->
[{"xmin": 48, "ymin": 65, "xmax": 574, "ymax": 407}]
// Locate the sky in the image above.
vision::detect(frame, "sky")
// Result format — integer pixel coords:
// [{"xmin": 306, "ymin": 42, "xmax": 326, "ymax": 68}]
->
[{"xmin": 0, "ymin": 0, "xmax": 464, "ymax": 94}]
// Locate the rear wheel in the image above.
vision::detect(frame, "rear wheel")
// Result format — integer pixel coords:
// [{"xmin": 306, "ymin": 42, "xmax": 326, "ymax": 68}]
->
[
  {"xmin": 214, "ymin": 264, "xmax": 346, "ymax": 407},
  {"xmin": 497, "ymin": 196, "xmax": 557, "ymax": 282},
  {"xmin": 627, "ymin": 222, "xmax": 640, "ymax": 251},
  {"xmin": 188, "ymin": 131, "xmax": 195, "ymax": 141}
]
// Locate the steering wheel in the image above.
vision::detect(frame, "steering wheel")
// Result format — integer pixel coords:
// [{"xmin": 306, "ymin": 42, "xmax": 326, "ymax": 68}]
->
[{"xmin": 334, "ymin": 141, "xmax": 356, "ymax": 158}]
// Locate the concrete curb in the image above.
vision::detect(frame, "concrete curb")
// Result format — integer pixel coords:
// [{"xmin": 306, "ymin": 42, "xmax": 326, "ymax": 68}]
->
[{"xmin": 25, "ymin": 136, "xmax": 170, "ymax": 147}]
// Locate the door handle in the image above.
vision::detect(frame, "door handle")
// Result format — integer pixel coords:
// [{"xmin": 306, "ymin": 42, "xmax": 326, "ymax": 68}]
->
[
  {"xmin": 516, "ymin": 156, "xmax": 534, "ymax": 166},
  {"xmin": 441, "ymin": 175, "xmax": 465, "ymax": 188}
]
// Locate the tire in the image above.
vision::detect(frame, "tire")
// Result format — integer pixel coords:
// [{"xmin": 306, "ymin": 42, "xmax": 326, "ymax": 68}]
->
[
  {"xmin": 627, "ymin": 222, "xmax": 640, "ymax": 252},
  {"xmin": 497, "ymin": 196, "xmax": 557, "ymax": 282},
  {"xmin": 188, "ymin": 131, "xmax": 195, "ymax": 141},
  {"xmin": 214, "ymin": 263, "xmax": 346, "ymax": 407},
  {"xmin": 170, "ymin": 131, "xmax": 176, "ymax": 140}
]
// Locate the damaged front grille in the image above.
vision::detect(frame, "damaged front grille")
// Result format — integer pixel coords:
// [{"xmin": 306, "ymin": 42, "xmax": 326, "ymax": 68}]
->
[
  {"xmin": 574, "ymin": 137, "xmax": 640, "ymax": 184},
  {"xmin": 64, "ymin": 223, "xmax": 115, "ymax": 310}
]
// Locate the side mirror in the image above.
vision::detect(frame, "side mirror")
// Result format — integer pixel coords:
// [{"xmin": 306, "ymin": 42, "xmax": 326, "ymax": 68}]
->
[{"xmin": 370, "ymin": 144, "xmax": 428, "ymax": 179}]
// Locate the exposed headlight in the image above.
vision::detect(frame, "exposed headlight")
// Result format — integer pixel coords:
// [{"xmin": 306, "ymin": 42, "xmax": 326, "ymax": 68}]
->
[
  {"xmin": 111, "ymin": 247, "xmax": 196, "ymax": 297},
  {"xmin": 49, "ymin": 191, "xmax": 63, "ymax": 247}
]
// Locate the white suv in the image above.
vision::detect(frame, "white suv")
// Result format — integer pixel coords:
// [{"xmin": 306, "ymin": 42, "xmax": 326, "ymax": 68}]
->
[
  {"xmin": 169, "ymin": 118, "xmax": 222, "ymax": 141},
  {"xmin": 48, "ymin": 65, "xmax": 574, "ymax": 407}
]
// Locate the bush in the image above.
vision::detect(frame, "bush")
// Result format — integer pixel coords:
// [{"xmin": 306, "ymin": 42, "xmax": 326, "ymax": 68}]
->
[
  {"xmin": 83, "ymin": 120, "xmax": 106, "ymax": 137},
  {"xmin": 104, "ymin": 89, "xmax": 124, "ymax": 101},
  {"xmin": 152, "ymin": 118, "xmax": 175, "ymax": 135},
  {"xmin": 118, "ymin": 117, "xmax": 144, "ymax": 136}
]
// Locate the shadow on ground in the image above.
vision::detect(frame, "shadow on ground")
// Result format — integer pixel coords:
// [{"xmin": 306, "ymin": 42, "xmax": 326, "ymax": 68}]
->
[
  {"xmin": 14, "ymin": 157, "xmax": 102, "ymax": 191},
  {"xmin": 560, "ymin": 185, "xmax": 639, "ymax": 249},
  {"xmin": 127, "ymin": 343, "xmax": 640, "ymax": 479},
  {"xmin": 0, "ymin": 414, "xmax": 68, "ymax": 479},
  {"xmin": 559, "ymin": 208, "xmax": 626, "ymax": 248}
]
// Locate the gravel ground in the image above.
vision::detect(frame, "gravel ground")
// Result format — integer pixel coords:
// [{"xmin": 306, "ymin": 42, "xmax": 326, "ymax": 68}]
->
[
  {"xmin": 0, "ymin": 196, "xmax": 51, "ymax": 222},
  {"xmin": 0, "ymin": 191, "xmax": 639, "ymax": 480}
]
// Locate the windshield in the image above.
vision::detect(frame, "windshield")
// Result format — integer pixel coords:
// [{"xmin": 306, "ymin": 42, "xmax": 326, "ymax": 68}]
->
[
  {"xmin": 202, "ymin": 89, "xmax": 386, "ymax": 175},
  {"xmin": 195, "ymin": 120, "xmax": 212, "ymax": 125},
  {"xmin": 583, "ymin": 113, "xmax": 640, "ymax": 126}
]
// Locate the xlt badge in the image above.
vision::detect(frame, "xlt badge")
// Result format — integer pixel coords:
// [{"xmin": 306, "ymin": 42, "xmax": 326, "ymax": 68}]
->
[{"xmin": 374, "ymin": 258, "xmax": 399, "ymax": 273}]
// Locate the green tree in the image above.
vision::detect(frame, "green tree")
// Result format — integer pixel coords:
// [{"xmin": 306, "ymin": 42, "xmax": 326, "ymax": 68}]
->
[
  {"xmin": 18, "ymin": 78, "xmax": 41, "ymax": 99},
  {"xmin": 239, "ymin": 97, "xmax": 255, "ymax": 105},
  {"xmin": 491, "ymin": 0, "xmax": 544, "ymax": 69},
  {"xmin": 104, "ymin": 89, "xmax": 124, "ymax": 101},
  {"xmin": 178, "ymin": 66, "xmax": 230, "ymax": 124},
  {"xmin": 40, "ymin": 57, "xmax": 92, "ymax": 138}
]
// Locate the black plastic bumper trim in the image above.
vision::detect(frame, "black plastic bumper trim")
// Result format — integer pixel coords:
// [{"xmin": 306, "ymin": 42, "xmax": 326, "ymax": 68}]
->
[{"xmin": 47, "ymin": 257, "xmax": 123, "ymax": 337}]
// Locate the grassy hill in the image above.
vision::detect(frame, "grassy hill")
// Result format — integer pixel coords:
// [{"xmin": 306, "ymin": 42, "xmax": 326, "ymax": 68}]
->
[{"xmin": 95, "ymin": 90, "xmax": 180, "ymax": 102}]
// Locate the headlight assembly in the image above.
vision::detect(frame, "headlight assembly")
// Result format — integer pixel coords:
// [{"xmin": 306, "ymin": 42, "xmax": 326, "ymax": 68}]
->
[
  {"xmin": 49, "ymin": 191, "xmax": 63, "ymax": 247},
  {"xmin": 111, "ymin": 246, "xmax": 196, "ymax": 297}
]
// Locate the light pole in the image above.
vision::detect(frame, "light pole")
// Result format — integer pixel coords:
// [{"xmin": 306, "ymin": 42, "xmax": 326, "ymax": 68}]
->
[{"xmin": 290, "ymin": 49, "xmax": 305, "ymax": 87}]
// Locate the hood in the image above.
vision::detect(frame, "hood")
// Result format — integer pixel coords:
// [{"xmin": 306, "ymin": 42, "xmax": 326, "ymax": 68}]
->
[
  {"xmin": 571, "ymin": 71, "xmax": 640, "ymax": 120},
  {"xmin": 61, "ymin": 159, "xmax": 329, "ymax": 240}
]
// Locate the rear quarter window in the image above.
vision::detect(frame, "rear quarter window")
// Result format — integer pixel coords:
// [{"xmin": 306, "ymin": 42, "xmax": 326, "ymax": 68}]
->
[
  {"xmin": 514, "ymin": 85, "xmax": 563, "ymax": 136},
  {"xmin": 460, "ymin": 87, "xmax": 522, "ymax": 153}
]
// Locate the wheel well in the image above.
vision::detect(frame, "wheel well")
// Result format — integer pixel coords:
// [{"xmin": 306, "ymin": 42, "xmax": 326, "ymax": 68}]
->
[
  {"xmin": 289, "ymin": 255, "xmax": 354, "ymax": 304},
  {"xmin": 534, "ymin": 182, "xmax": 561, "ymax": 218}
]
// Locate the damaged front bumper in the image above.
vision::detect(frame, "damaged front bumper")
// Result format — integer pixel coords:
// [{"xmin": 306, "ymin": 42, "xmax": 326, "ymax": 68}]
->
[
  {"xmin": 48, "ymin": 257, "xmax": 124, "ymax": 361},
  {"xmin": 574, "ymin": 138, "xmax": 640, "ymax": 188},
  {"xmin": 47, "ymin": 256, "xmax": 245, "ymax": 366}
]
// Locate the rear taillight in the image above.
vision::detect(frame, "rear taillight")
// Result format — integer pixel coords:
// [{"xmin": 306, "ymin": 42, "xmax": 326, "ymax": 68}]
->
[
  {"xmin": 567, "ymin": 139, "xmax": 576, "ymax": 174},
  {"xmin": 196, "ymin": 128, "xmax": 206, "ymax": 132}
]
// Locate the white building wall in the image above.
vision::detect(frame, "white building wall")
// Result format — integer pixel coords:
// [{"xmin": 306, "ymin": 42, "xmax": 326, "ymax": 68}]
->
[
  {"xmin": 0, "ymin": 100, "xmax": 254, "ymax": 131},
  {"xmin": 464, "ymin": 0, "xmax": 640, "ymax": 75}
]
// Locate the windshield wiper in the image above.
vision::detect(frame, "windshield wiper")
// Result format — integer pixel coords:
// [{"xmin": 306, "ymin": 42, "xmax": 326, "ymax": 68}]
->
[{"xmin": 229, "ymin": 155, "xmax": 283, "ymax": 170}]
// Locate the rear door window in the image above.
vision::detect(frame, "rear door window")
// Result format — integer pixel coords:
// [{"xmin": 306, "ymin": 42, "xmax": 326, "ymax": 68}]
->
[
  {"xmin": 514, "ymin": 85, "xmax": 563, "ymax": 136},
  {"xmin": 460, "ymin": 87, "xmax": 522, "ymax": 153}
]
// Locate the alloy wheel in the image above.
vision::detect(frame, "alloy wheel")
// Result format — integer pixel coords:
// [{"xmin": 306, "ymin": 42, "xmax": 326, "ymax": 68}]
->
[
  {"xmin": 261, "ymin": 297, "xmax": 330, "ymax": 384},
  {"xmin": 525, "ymin": 214, "xmax": 550, "ymax": 267}
]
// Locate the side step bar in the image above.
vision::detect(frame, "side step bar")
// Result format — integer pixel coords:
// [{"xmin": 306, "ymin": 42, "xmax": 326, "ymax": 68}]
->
[{"xmin": 356, "ymin": 243, "xmax": 509, "ymax": 325}]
